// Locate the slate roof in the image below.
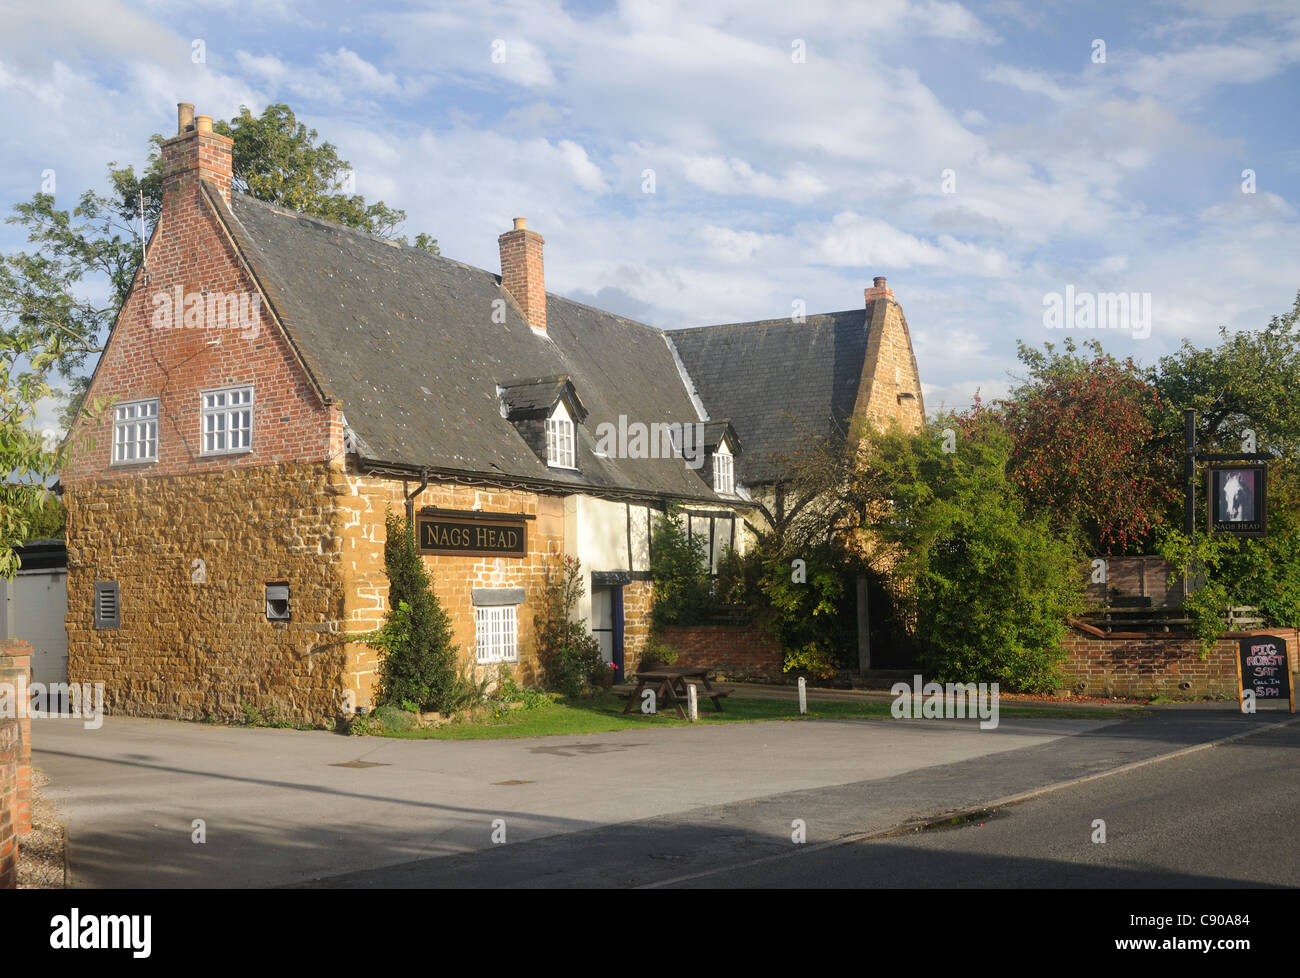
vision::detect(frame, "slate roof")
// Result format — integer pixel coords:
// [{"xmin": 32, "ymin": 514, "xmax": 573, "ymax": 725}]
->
[
  {"xmin": 220, "ymin": 191, "xmax": 726, "ymax": 502},
  {"xmin": 668, "ymin": 310, "xmax": 875, "ymax": 485},
  {"xmin": 499, "ymin": 376, "xmax": 586, "ymax": 422}
]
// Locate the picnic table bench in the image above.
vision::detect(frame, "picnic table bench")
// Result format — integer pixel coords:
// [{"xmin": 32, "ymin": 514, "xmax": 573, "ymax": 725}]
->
[{"xmin": 618, "ymin": 667, "xmax": 731, "ymax": 719}]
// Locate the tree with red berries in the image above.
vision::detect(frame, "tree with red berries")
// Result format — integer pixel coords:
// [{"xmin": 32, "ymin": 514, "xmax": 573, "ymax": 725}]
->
[{"xmin": 1000, "ymin": 339, "xmax": 1178, "ymax": 555}]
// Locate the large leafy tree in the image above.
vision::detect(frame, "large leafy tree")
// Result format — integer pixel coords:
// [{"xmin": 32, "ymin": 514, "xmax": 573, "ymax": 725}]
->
[
  {"xmin": 1150, "ymin": 290, "xmax": 1300, "ymax": 460},
  {"xmin": 1001, "ymin": 338, "xmax": 1178, "ymax": 555},
  {"xmin": 1151, "ymin": 292, "xmax": 1300, "ymax": 640},
  {"xmin": 0, "ymin": 329, "xmax": 94, "ymax": 574},
  {"xmin": 1, "ymin": 103, "xmax": 438, "ymax": 427},
  {"xmin": 860, "ymin": 413, "xmax": 1086, "ymax": 691}
]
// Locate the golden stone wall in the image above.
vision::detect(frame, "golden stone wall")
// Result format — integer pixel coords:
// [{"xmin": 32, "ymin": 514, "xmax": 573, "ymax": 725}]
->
[
  {"xmin": 338, "ymin": 468, "xmax": 567, "ymax": 701},
  {"xmin": 64, "ymin": 462, "xmax": 350, "ymax": 725},
  {"xmin": 621, "ymin": 579, "xmax": 654, "ymax": 675},
  {"xmin": 66, "ymin": 455, "xmax": 672, "ymax": 723},
  {"xmin": 854, "ymin": 299, "xmax": 927, "ymax": 435}
]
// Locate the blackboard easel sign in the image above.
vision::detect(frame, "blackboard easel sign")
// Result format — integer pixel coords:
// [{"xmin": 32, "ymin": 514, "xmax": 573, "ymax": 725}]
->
[{"xmin": 1236, "ymin": 635, "xmax": 1295, "ymax": 713}]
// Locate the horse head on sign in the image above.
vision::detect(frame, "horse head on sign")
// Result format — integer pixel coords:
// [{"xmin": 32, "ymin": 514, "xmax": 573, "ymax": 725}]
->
[{"xmin": 1222, "ymin": 472, "xmax": 1247, "ymax": 522}]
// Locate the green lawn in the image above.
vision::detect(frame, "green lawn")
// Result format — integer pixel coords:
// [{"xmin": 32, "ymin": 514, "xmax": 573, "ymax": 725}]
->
[{"xmin": 376, "ymin": 692, "xmax": 1137, "ymax": 740}]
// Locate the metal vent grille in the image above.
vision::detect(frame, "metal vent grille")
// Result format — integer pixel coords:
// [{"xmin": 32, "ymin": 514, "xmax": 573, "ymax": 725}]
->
[{"xmin": 94, "ymin": 582, "xmax": 120, "ymax": 629}]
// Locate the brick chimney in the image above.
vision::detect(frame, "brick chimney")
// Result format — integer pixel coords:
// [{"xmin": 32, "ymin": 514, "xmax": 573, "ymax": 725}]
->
[
  {"xmin": 498, "ymin": 217, "xmax": 547, "ymax": 334},
  {"xmin": 161, "ymin": 102, "xmax": 234, "ymax": 206},
  {"xmin": 865, "ymin": 275, "xmax": 895, "ymax": 303}
]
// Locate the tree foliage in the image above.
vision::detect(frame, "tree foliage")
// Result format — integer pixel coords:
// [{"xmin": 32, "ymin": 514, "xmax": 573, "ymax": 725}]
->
[
  {"xmin": 1151, "ymin": 291, "xmax": 1300, "ymax": 461},
  {"xmin": 0, "ymin": 332, "xmax": 93, "ymax": 576},
  {"xmin": 648, "ymin": 508, "xmax": 713, "ymax": 627},
  {"xmin": 1003, "ymin": 339, "xmax": 1178, "ymax": 555},
  {"xmin": 860, "ymin": 415, "xmax": 1087, "ymax": 692},
  {"xmin": 1, "ymin": 102, "xmax": 438, "ymax": 428},
  {"xmin": 1159, "ymin": 463, "xmax": 1300, "ymax": 649},
  {"xmin": 213, "ymin": 104, "xmax": 426, "ymax": 244},
  {"xmin": 533, "ymin": 554, "xmax": 606, "ymax": 696}
]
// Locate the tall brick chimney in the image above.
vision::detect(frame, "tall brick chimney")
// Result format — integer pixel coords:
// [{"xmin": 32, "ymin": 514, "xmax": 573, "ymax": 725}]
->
[
  {"xmin": 864, "ymin": 275, "xmax": 894, "ymax": 303},
  {"xmin": 161, "ymin": 102, "xmax": 234, "ymax": 206},
  {"xmin": 498, "ymin": 217, "xmax": 547, "ymax": 334}
]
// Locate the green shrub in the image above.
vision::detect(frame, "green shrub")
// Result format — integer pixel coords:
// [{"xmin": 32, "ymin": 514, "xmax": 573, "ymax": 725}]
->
[
  {"xmin": 494, "ymin": 665, "xmax": 551, "ymax": 709},
  {"xmin": 863, "ymin": 415, "xmax": 1086, "ymax": 692},
  {"xmin": 1159, "ymin": 469, "xmax": 1300, "ymax": 655},
  {"xmin": 649, "ymin": 507, "xmax": 713, "ymax": 626},
  {"xmin": 368, "ymin": 510, "xmax": 482, "ymax": 712},
  {"xmin": 373, "ymin": 705, "xmax": 417, "ymax": 732},
  {"xmin": 534, "ymin": 555, "xmax": 608, "ymax": 696},
  {"xmin": 639, "ymin": 638, "xmax": 680, "ymax": 670},
  {"xmin": 782, "ymin": 642, "xmax": 837, "ymax": 679},
  {"xmin": 759, "ymin": 540, "xmax": 862, "ymax": 671}
]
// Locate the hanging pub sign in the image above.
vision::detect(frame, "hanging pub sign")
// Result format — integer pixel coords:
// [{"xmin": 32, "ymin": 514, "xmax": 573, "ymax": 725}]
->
[
  {"xmin": 1236, "ymin": 634, "xmax": 1294, "ymax": 713},
  {"xmin": 1207, "ymin": 464, "xmax": 1266, "ymax": 537},
  {"xmin": 415, "ymin": 510, "xmax": 528, "ymax": 557}
]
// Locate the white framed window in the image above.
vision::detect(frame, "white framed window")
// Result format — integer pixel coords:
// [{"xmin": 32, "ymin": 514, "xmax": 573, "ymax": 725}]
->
[
  {"xmin": 475, "ymin": 605, "xmax": 518, "ymax": 663},
  {"xmin": 112, "ymin": 399, "xmax": 159, "ymax": 464},
  {"xmin": 201, "ymin": 386, "xmax": 254, "ymax": 455},
  {"xmin": 545, "ymin": 400, "xmax": 576, "ymax": 469},
  {"xmin": 713, "ymin": 444, "xmax": 735, "ymax": 494}
]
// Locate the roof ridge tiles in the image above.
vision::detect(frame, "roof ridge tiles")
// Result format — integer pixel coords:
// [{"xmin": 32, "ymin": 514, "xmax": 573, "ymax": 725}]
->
[{"xmin": 670, "ymin": 307, "xmax": 868, "ymax": 333}]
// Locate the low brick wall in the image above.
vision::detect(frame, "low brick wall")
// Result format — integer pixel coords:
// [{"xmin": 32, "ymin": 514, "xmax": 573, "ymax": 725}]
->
[
  {"xmin": 658, "ymin": 624, "xmax": 783, "ymax": 682},
  {"xmin": 1, "ymin": 640, "xmax": 33, "ymax": 889},
  {"xmin": 1062, "ymin": 625, "xmax": 1300, "ymax": 700}
]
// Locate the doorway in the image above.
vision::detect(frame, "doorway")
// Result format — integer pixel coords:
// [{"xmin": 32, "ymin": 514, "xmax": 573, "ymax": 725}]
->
[{"xmin": 590, "ymin": 585, "xmax": 626, "ymax": 682}]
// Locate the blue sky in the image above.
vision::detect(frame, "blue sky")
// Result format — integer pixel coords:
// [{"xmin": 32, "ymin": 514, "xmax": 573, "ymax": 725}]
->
[{"xmin": 3, "ymin": 0, "xmax": 1298, "ymax": 436}]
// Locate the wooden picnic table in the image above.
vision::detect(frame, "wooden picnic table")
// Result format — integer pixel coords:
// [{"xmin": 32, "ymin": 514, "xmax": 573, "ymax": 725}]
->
[{"xmin": 618, "ymin": 667, "xmax": 731, "ymax": 718}]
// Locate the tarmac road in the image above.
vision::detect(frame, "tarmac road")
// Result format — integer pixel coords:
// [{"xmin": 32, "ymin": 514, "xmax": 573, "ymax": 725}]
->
[{"xmin": 31, "ymin": 706, "xmax": 1295, "ymax": 888}]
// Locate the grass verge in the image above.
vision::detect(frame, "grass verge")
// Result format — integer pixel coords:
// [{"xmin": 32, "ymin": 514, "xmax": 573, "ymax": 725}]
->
[{"xmin": 377, "ymin": 692, "xmax": 1137, "ymax": 740}]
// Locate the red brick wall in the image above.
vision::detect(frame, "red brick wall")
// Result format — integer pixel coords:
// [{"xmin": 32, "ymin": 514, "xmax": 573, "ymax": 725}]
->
[
  {"xmin": 1062, "ymin": 625, "xmax": 1300, "ymax": 700},
  {"xmin": 1, "ymin": 640, "xmax": 33, "ymax": 890},
  {"xmin": 62, "ymin": 129, "xmax": 335, "ymax": 486},
  {"xmin": 658, "ymin": 624, "xmax": 783, "ymax": 681}
]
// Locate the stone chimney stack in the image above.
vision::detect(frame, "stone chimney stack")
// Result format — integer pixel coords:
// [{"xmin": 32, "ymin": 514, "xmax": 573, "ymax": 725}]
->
[
  {"xmin": 498, "ymin": 217, "xmax": 547, "ymax": 334},
  {"xmin": 161, "ymin": 101, "xmax": 234, "ymax": 206},
  {"xmin": 865, "ymin": 275, "xmax": 895, "ymax": 303}
]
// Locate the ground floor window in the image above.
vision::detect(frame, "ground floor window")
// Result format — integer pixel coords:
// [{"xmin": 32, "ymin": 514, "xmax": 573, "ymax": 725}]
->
[{"xmin": 475, "ymin": 605, "xmax": 518, "ymax": 663}]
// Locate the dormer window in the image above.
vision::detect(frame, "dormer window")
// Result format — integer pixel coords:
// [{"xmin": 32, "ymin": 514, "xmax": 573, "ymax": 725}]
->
[
  {"xmin": 698, "ymin": 420, "xmax": 740, "ymax": 496},
  {"xmin": 546, "ymin": 400, "xmax": 577, "ymax": 469},
  {"xmin": 713, "ymin": 443, "xmax": 734, "ymax": 494},
  {"xmin": 500, "ymin": 375, "xmax": 587, "ymax": 472}
]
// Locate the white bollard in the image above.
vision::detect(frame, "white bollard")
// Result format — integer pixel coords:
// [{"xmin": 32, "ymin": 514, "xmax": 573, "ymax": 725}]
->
[
  {"xmin": 687, "ymin": 683, "xmax": 698, "ymax": 722},
  {"xmin": 798, "ymin": 676, "xmax": 807, "ymax": 715}
]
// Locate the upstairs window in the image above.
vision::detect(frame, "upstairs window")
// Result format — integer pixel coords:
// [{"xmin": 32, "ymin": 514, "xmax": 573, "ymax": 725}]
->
[
  {"xmin": 545, "ymin": 401, "xmax": 576, "ymax": 469},
  {"xmin": 713, "ymin": 445, "xmax": 735, "ymax": 494},
  {"xmin": 202, "ymin": 386, "xmax": 254, "ymax": 455},
  {"xmin": 112, "ymin": 399, "xmax": 159, "ymax": 464}
]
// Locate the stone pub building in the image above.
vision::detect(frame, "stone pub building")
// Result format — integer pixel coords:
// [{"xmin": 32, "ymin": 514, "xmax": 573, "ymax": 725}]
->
[{"xmin": 60, "ymin": 104, "xmax": 927, "ymax": 725}]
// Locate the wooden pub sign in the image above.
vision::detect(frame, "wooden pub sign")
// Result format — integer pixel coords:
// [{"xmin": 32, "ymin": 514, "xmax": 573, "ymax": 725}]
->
[
  {"xmin": 415, "ymin": 510, "xmax": 528, "ymax": 558},
  {"xmin": 1207, "ymin": 464, "xmax": 1266, "ymax": 537}
]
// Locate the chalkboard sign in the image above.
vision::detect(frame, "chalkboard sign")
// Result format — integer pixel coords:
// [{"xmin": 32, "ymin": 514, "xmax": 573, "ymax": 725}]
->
[{"xmin": 1237, "ymin": 635, "xmax": 1294, "ymax": 712}]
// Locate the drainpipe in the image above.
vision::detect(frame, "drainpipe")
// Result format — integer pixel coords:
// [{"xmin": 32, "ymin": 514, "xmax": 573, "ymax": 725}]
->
[{"xmin": 405, "ymin": 468, "xmax": 429, "ymax": 539}]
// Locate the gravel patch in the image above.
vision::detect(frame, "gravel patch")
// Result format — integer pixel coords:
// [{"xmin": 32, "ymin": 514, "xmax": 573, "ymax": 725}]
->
[{"xmin": 18, "ymin": 767, "xmax": 67, "ymax": 889}]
